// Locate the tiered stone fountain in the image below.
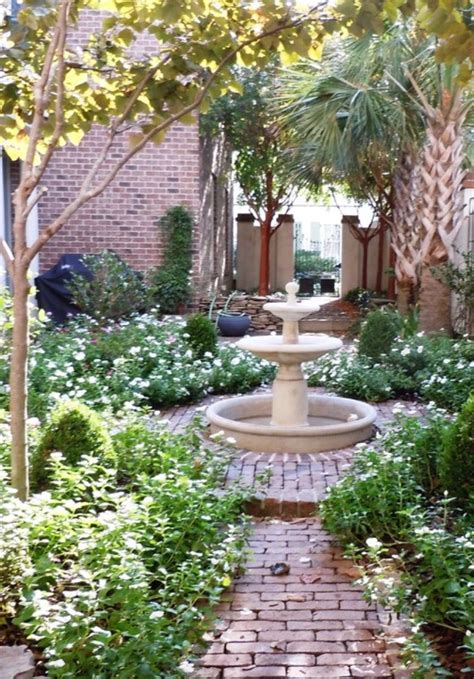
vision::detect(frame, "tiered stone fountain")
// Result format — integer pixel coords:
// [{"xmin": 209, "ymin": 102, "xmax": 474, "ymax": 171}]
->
[{"xmin": 207, "ymin": 281, "xmax": 376, "ymax": 453}]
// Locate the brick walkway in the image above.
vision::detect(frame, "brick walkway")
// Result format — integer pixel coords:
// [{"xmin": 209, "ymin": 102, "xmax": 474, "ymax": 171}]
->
[{"xmin": 162, "ymin": 393, "xmax": 421, "ymax": 679}]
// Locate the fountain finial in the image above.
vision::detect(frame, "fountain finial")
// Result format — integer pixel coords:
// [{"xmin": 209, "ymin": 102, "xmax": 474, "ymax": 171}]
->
[{"xmin": 286, "ymin": 281, "xmax": 299, "ymax": 305}]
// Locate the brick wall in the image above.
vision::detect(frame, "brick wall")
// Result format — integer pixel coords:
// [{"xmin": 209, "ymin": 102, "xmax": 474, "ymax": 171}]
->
[
  {"xmin": 38, "ymin": 122, "xmax": 201, "ymax": 274},
  {"xmin": 36, "ymin": 8, "xmax": 233, "ymax": 302}
]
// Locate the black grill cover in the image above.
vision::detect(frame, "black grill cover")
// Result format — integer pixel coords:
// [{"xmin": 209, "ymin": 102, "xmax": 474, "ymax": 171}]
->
[{"xmin": 35, "ymin": 254, "xmax": 92, "ymax": 324}]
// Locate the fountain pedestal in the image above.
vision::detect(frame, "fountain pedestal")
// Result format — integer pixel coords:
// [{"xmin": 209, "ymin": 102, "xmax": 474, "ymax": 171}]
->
[
  {"xmin": 207, "ymin": 282, "xmax": 376, "ymax": 454},
  {"xmin": 271, "ymin": 363, "xmax": 308, "ymax": 426}
]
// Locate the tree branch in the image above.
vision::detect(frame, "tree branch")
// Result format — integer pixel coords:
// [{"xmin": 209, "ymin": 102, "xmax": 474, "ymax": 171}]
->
[
  {"xmin": 24, "ymin": 5, "xmax": 325, "ymax": 264},
  {"xmin": 0, "ymin": 239, "xmax": 14, "ymax": 277},
  {"xmin": 22, "ymin": 187, "xmax": 48, "ymax": 222},
  {"xmin": 22, "ymin": 0, "xmax": 72, "ymax": 190},
  {"xmin": 29, "ymin": 5, "xmax": 69, "ymax": 196}
]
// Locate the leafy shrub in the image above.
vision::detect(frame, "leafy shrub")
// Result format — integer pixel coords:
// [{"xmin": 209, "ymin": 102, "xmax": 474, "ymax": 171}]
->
[
  {"xmin": 358, "ymin": 307, "xmax": 404, "ymax": 360},
  {"xmin": 31, "ymin": 400, "xmax": 115, "ymax": 489},
  {"xmin": 321, "ymin": 412, "xmax": 474, "ymax": 673},
  {"xmin": 0, "ymin": 284, "xmax": 13, "ymax": 354},
  {"xmin": 0, "ymin": 468, "xmax": 30, "ymax": 617},
  {"xmin": 67, "ymin": 250, "xmax": 148, "ymax": 322},
  {"xmin": 184, "ymin": 314, "xmax": 218, "ymax": 358},
  {"xmin": 294, "ymin": 251, "xmax": 337, "ymax": 276},
  {"xmin": 308, "ymin": 335, "xmax": 474, "ymax": 410},
  {"xmin": 308, "ymin": 350, "xmax": 397, "ymax": 402},
  {"xmin": 4, "ymin": 418, "xmax": 250, "ymax": 677},
  {"xmin": 433, "ymin": 250, "xmax": 474, "ymax": 335},
  {"xmin": 438, "ymin": 395, "xmax": 474, "ymax": 505},
  {"xmin": 321, "ymin": 415, "xmax": 444, "ymax": 543},
  {"xmin": 418, "ymin": 337, "xmax": 474, "ymax": 411},
  {"xmin": 148, "ymin": 206, "xmax": 193, "ymax": 313},
  {"xmin": 344, "ymin": 287, "xmax": 375, "ymax": 310},
  {"xmin": 0, "ymin": 313, "xmax": 273, "ymax": 418}
]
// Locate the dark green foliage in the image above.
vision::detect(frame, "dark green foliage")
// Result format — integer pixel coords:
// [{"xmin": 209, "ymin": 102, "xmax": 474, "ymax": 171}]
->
[
  {"xmin": 67, "ymin": 250, "xmax": 148, "ymax": 322},
  {"xmin": 321, "ymin": 413, "xmax": 474, "ymax": 669},
  {"xmin": 294, "ymin": 251, "xmax": 337, "ymax": 276},
  {"xmin": 184, "ymin": 314, "xmax": 218, "ymax": 358},
  {"xmin": 148, "ymin": 206, "xmax": 193, "ymax": 313},
  {"xmin": 358, "ymin": 307, "xmax": 404, "ymax": 360},
  {"xmin": 438, "ymin": 395, "xmax": 474, "ymax": 505},
  {"xmin": 344, "ymin": 287, "xmax": 375, "ymax": 310},
  {"xmin": 32, "ymin": 400, "xmax": 115, "ymax": 489},
  {"xmin": 2, "ymin": 418, "xmax": 249, "ymax": 677}
]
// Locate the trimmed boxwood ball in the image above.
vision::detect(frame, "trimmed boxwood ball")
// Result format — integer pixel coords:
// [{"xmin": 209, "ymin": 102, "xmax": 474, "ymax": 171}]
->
[
  {"xmin": 184, "ymin": 313, "xmax": 218, "ymax": 358},
  {"xmin": 358, "ymin": 307, "xmax": 404, "ymax": 361},
  {"xmin": 438, "ymin": 394, "xmax": 474, "ymax": 506},
  {"xmin": 31, "ymin": 400, "xmax": 115, "ymax": 490}
]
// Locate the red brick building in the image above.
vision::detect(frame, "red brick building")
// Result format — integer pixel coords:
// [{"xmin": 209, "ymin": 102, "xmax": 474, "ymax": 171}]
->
[
  {"xmin": 0, "ymin": 122, "xmax": 233, "ymax": 300},
  {"xmin": 1, "ymin": 7, "xmax": 234, "ymax": 300}
]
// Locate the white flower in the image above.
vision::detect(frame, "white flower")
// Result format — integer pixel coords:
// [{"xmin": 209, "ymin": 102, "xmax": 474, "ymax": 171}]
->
[
  {"xmin": 178, "ymin": 661, "xmax": 195, "ymax": 674},
  {"xmin": 150, "ymin": 610, "xmax": 164, "ymax": 620},
  {"xmin": 366, "ymin": 537, "xmax": 382, "ymax": 550},
  {"xmin": 73, "ymin": 351, "xmax": 85, "ymax": 361},
  {"xmin": 48, "ymin": 659, "xmax": 66, "ymax": 669},
  {"xmin": 230, "ymin": 357, "xmax": 240, "ymax": 366}
]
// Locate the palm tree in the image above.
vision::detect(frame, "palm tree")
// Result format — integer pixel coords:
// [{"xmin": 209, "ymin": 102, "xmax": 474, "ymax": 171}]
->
[
  {"xmin": 277, "ymin": 28, "xmax": 472, "ymax": 329},
  {"xmin": 409, "ymin": 70, "xmax": 472, "ymax": 330}
]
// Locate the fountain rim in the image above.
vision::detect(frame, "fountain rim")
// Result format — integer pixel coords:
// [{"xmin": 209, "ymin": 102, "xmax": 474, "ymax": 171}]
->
[
  {"xmin": 237, "ymin": 334, "xmax": 343, "ymax": 353},
  {"xmin": 207, "ymin": 394, "xmax": 377, "ymax": 437}
]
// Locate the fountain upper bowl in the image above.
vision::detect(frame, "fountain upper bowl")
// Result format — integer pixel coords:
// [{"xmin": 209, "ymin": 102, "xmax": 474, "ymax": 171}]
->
[
  {"xmin": 263, "ymin": 299, "xmax": 319, "ymax": 322},
  {"xmin": 237, "ymin": 334, "xmax": 342, "ymax": 364}
]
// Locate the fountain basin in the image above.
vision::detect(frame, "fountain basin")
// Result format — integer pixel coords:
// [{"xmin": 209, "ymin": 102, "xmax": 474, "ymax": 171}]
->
[
  {"xmin": 207, "ymin": 393, "xmax": 377, "ymax": 454},
  {"xmin": 237, "ymin": 334, "xmax": 342, "ymax": 364}
]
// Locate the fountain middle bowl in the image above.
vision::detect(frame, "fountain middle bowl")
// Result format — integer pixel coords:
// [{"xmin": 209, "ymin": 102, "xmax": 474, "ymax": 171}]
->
[{"xmin": 237, "ymin": 334, "xmax": 343, "ymax": 364}]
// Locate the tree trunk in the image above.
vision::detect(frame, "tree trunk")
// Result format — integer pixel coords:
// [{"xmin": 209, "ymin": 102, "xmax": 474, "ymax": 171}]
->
[
  {"xmin": 258, "ymin": 217, "xmax": 272, "ymax": 296},
  {"xmin": 10, "ymin": 264, "xmax": 30, "ymax": 500},
  {"xmin": 387, "ymin": 247, "xmax": 396, "ymax": 300},
  {"xmin": 361, "ymin": 241, "xmax": 369, "ymax": 289},
  {"xmin": 418, "ymin": 264, "xmax": 451, "ymax": 333},
  {"xmin": 397, "ymin": 278, "xmax": 415, "ymax": 315},
  {"xmin": 375, "ymin": 216, "xmax": 387, "ymax": 293}
]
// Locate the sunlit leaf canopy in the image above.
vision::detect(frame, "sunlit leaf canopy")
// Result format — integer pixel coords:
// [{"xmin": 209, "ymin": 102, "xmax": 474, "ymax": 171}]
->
[
  {"xmin": 0, "ymin": 0, "xmax": 331, "ymax": 161},
  {"xmin": 0, "ymin": 0, "xmax": 471, "ymax": 163}
]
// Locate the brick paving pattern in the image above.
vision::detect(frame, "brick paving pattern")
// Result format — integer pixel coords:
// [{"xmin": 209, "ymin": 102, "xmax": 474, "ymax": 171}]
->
[
  {"xmin": 161, "ymin": 393, "xmax": 423, "ymax": 678},
  {"xmin": 193, "ymin": 519, "xmax": 409, "ymax": 678}
]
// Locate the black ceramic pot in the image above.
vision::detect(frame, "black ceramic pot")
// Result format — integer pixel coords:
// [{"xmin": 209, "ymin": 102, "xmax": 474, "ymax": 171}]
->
[{"xmin": 217, "ymin": 311, "xmax": 251, "ymax": 337}]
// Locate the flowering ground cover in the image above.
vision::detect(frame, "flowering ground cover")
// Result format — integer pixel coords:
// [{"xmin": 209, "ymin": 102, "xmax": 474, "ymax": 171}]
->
[
  {"xmin": 0, "ymin": 311, "xmax": 275, "ymax": 419},
  {"xmin": 0, "ymin": 415, "xmax": 251, "ymax": 678},
  {"xmin": 308, "ymin": 333, "xmax": 474, "ymax": 411},
  {"xmin": 321, "ymin": 400, "xmax": 474, "ymax": 676}
]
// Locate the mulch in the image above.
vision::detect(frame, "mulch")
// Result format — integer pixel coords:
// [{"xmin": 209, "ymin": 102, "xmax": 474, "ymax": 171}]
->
[{"xmin": 313, "ymin": 299, "xmax": 360, "ymax": 319}]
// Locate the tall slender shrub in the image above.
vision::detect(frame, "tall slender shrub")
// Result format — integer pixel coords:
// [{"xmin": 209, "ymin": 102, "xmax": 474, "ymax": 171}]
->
[
  {"xmin": 148, "ymin": 207, "xmax": 193, "ymax": 313},
  {"xmin": 438, "ymin": 395, "xmax": 474, "ymax": 506}
]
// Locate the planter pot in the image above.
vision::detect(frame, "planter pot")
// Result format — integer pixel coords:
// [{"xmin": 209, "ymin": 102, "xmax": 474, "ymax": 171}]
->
[{"xmin": 217, "ymin": 311, "xmax": 251, "ymax": 337}]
